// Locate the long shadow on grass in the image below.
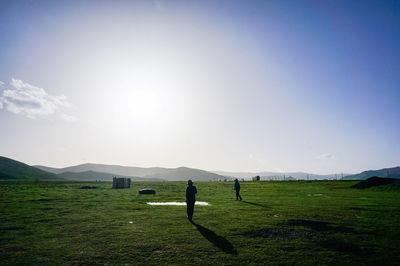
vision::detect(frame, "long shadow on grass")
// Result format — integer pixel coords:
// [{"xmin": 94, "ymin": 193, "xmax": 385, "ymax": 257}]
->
[
  {"xmin": 241, "ymin": 201, "xmax": 270, "ymax": 209},
  {"xmin": 285, "ymin": 219, "xmax": 354, "ymax": 233},
  {"xmin": 191, "ymin": 221, "xmax": 237, "ymax": 255}
]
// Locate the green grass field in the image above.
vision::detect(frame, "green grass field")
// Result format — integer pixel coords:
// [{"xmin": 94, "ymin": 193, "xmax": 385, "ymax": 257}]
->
[{"xmin": 1, "ymin": 180, "xmax": 400, "ymax": 265}]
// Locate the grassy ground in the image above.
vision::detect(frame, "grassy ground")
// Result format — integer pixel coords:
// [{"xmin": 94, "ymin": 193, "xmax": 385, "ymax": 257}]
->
[{"xmin": 1, "ymin": 180, "xmax": 399, "ymax": 265}]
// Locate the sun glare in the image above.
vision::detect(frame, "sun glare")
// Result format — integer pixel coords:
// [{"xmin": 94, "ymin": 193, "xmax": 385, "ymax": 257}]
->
[
  {"xmin": 129, "ymin": 88, "xmax": 161, "ymax": 120},
  {"xmin": 105, "ymin": 67, "xmax": 183, "ymax": 135}
]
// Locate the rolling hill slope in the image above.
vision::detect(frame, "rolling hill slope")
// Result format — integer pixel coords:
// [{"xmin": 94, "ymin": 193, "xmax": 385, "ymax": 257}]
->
[
  {"xmin": 35, "ymin": 164, "xmax": 166, "ymax": 177},
  {"xmin": 35, "ymin": 163, "xmax": 227, "ymax": 181},
  {"xmin": 58, "ymin": 170, "xmax": 163, "ymax": 181},
  {"xmin": 0, "ymin": 156, "xmax": 61, "ymax": 180},
  {"xmin": 143, "ymin": 167, "xmax": 225, "ymax": 181},
  {"xmin": 343, "ymin": 166, "xmax": 400, "ymax": 180}
]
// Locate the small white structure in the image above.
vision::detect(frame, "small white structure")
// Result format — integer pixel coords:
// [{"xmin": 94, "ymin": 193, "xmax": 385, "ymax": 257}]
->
[{"xmin": 112, "ymin": 177, "xmax": 131, "ymax": 188}]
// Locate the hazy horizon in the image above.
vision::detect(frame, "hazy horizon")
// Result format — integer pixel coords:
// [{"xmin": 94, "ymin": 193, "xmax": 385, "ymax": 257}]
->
[
  {"xmin": 1, "ymin": 0, "xmax": 399, "ymax": 175},
  {"xmin": 32, "ymin": 160, "xmax": 356, "ymax": 176},
  {"xmin": 10, "ymin": 156, "xmax": 397, "ymax": 176}
]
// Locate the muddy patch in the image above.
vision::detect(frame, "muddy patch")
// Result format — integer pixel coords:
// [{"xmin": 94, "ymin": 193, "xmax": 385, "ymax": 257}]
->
[
  {"xmin": 320, "ymin": 239, "xmax": 372, "ymax": 256},
  {"xmin": 349, "ymin": 207, "xmax": 371, "ymax": 211},
  {"xmin": 285, "ymin": 219, "xmax": 354, "ymax": 233},
  {"xmin": 30, "ymin": 198, "xmax": 56, "ymax": 202},
  {"xmin": 348, "ymin": 207, "xmax": 381, "ymax": 212},
  {"xmin": 244, "ymin": 228, "xmax": 315, "ymax": 239},
  {"xmin": 38, "ymin": 218, "xmax": 53, "ymax": 223},
  {"xmin": 80, "ymin": 186, "xmax": 98, "ymax": 189},
  {"xmin": 1, "ymin": 226, "xmax": 25, "ymax": 231},
  {"xmin": 2, "ymin": 245, "xmax": 26, "ymax": 252}
]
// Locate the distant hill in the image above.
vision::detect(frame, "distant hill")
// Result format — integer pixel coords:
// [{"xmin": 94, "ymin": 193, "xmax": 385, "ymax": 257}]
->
[
  {"xmin": 343, "ymin": 166, "xmax": 400, "ymax": 180},
  {"xmin": 0, "ymin": 156, "xmax": 61, "ymax": 180},
  {"xmin": 35, "ymin": 164, "xmax": 227, "ymax": 181},
  {"xmin": 35, "ymin": 164, "xmax": 167, "ymax": 177},
  {"xmin": 350, "ymin": 176, "xmax": 399, "ymax": 189},
  {"xmin": 58, "ymin": 170, "xmax": 163, "ymax": 181},
  {"xmin": 34, "ymin": 162, "xmax": 347, "ymax": 181},
  {"xmin": 144, "ymin": 167, "xmax": 224, "ymax": 181}
]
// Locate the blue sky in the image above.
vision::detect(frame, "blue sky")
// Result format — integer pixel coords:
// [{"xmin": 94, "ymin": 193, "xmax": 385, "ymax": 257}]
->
[{"xmin": 0, "ymin": 0, "xmax": 399, "ymax": 174}]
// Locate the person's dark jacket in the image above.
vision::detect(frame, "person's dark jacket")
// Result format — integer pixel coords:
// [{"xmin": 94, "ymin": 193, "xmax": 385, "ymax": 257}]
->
[
  {"xmin": 186, "ymin": 185, "xmax": 197, "ymax": 203},
  {"xmin": 234, "ymin": 181, "xmax": 240, "ymax": 191}
]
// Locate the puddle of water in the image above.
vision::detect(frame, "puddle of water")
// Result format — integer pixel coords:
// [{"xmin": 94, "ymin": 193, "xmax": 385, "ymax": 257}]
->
[{"xmin": 147, "ymin": 201, "xmax": 210, "ymax": 206}]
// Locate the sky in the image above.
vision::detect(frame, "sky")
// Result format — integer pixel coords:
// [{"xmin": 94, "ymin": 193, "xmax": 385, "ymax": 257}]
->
[{"xmin": 0, "ymin": 0, "xmax": 399, "ymax": 174}]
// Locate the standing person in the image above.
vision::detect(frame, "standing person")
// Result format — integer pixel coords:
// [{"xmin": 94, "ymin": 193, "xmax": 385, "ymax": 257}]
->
[
  {"xmin": 234, "ymin": 179, "xmax": 242, "ymax": 200},
  {"xmin": 186, "ymin": 179, "xmax": 197, "ymax": 221}
]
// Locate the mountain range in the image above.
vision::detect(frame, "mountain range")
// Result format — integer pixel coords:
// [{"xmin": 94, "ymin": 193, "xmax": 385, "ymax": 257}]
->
[
  {"xmin": 1, "ymin": 155, "xmax": 399, "ymax": 181},
  {"xmin": 35, "ymin": 164, "xmax": 344, "ymax": 181},
  {"xmin": 342, "ymin": 167, "xmax": 400, "ymax": 180},
  {"xmin": 57, "ymin": 170, "xmax": 163, "ymax": 182},
  {"xmin": 34, "ymin": 163, "xmax": 226, "ymax": 181}
]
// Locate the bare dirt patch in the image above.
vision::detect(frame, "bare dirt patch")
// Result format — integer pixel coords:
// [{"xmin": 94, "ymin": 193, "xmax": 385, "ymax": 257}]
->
[
  {"xmin": 348, "ymin": 207, "xmax": 384, "ymax": 213},
  {"xmin": 244, "ymin": 228, "xmax": 315, "ymax": 239},
  {"xmin": 285, "ymin": 219, "xmax": 354, "ymax": 233},
  {"xmin": 79, "ymin": 186, "xmax": 98, "ymax": 189},
  {"xmin": 30, "ymin": 198, "xmax": 56, "ymax": 202},
  {"xmin": 320, "ymin": 239, "xmax": 373, "ymax": 256},
  {"xmin": 1, "ymin": 226, "xmax": 25, "ymax": 231}
]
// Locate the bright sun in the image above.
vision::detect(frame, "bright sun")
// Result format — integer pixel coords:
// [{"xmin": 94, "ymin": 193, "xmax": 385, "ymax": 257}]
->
[
  {"xmin": 128, "ymin": 88, "xmax": 161, "ymax": 120},
  {"xmin": 106, "ymin": 69, "xmax": 182, "ymax": 133}
]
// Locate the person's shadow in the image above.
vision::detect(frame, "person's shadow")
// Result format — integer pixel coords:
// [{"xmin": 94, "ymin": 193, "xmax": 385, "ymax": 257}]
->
[
  {"xmin": 241, "ymin": 200, "xmax": 270, "ymax": 209},
  {"xmin": 191, "ymin": 221, "xmax": 237, "ymax": 255}
]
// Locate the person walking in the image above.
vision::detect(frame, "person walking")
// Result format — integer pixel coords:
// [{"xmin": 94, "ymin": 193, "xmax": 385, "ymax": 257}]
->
[
  {"xmin": 186, "ymin": 179, "xmax": 197, "ymax": 221},
  {"xmin": 234, "ymin": 179, "xmax": 242, "ymax": 200}
]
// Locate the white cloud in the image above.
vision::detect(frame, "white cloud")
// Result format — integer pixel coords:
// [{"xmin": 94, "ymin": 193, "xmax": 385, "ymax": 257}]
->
[
  {"xmin": 0, "ymin": 78, "xmax": 72, "ymax": 118},
  {"xmin": 316, "ymin": 153, "xmax": 334, "ymax": 159},
  {"xmin": 60, "ymin": 113, "xmax": 78, "ymax": 122},
  {"xmin": 0, "ymin": 81, "xmax": 4, "ymax": 109}
]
